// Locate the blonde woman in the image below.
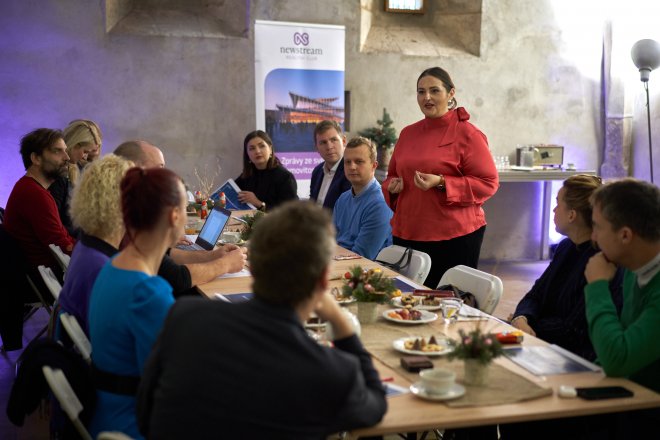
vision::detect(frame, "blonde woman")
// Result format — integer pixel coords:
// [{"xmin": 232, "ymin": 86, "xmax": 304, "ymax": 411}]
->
[
  {"xmin": 58, "ymin": 154, "xmax": 132, "ymax": 333},
  {"xmin": 63, "ymin": 119, "xmax": 103, "ymax": 180},
  {"xmin": 510, "ymin": 175, "xmax": 623, "ymax": 361},
  {"xmin": 49, "ymin": 119, "xmax": 103, "ymax": 234}
]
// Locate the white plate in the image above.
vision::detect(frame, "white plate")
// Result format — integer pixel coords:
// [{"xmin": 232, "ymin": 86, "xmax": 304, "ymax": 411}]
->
[
  {"xmin": 335, "ymin": 296, "xmax": 357, "ymax": 305},
  {"xmin": 218, "ymin": 239, "xmax": 246, "ymax": 246},
  {"xmin": 382, "ymin": 309, "xmax": 438, "ymax": 324},
  {"xmin": 391, "ymin": 296, "xmax": 442, "ymax": 311},
  {"xmin": 392, "ymin": 337, "xmax": 453, "ymax": 357},
  {"xmin": 410, "ymin": 382, "xmax": 466, "ymax": 401}
]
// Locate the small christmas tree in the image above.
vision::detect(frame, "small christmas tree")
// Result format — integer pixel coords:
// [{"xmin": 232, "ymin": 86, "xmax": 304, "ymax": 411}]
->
[{"xmin": 359, "ymin": 108, "xmax": 398, "ymax": 149}]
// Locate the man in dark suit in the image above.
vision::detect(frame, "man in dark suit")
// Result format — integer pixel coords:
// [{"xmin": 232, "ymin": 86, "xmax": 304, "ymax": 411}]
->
[
  {"xmin": 309, "ymin": 120, "xmax": 351, "ymax": 209},
  {"xmin": 137, "ymin": 201, "xmax": 387, "ymax": 439}
]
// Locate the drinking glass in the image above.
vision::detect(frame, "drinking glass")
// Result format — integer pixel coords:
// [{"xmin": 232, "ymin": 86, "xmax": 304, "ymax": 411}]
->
[{"xmin": 440, "ymin": 298, "xmax": 463, "ymax": 325}]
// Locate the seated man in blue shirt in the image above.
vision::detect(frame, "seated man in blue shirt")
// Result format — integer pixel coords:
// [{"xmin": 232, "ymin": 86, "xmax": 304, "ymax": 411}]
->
[{"xmin": 333, "ymin": 137, "xmax": 393, "ymax": 259}]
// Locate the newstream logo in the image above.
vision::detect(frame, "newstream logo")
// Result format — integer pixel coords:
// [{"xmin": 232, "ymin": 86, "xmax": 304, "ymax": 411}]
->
[
  {"xmin": 294, "ymin": 32, "xmax": 309, "ymax": 46},
  {"xmin": 280, "ymin": 31, "xmax": 323, "ymax": 55}
]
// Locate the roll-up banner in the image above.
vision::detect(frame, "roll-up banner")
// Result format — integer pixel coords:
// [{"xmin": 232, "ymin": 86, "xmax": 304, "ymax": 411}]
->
[{"xmin": 254, "ymin": 20, "xmax": 346, "ymax": 198}]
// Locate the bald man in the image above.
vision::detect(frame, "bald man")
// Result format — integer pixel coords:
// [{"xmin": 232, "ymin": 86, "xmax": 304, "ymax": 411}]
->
[
  {"xmin": 114, "ymin": 140, "xmax": 246, "ymax": 296},
  {"xmin": 114, "ymin": 140, "xmax": 165, "ymax": 169}
]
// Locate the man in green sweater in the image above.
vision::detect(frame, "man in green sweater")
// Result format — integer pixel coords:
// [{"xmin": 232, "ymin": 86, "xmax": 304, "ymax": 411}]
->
[{"xmin": 584, "ymin": 178, "xmax": 660, "ymax": 436}]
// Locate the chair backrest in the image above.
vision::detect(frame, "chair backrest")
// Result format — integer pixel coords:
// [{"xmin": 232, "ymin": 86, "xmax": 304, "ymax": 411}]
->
[
  {"xmin": 41, "ymin": 365, "xmax": 93, "ymax": 440},
  {"xmin": 437, "ymin": 265, "xmax": 503, "ymax": 315},
  {"xmin": 375, "ymin": 245, "xmax": 432, "ymax": 285},
  {"xmin": 97, "ymin": 432, "xmax": 135, "ymax": 440},
  {"xmin": 49, "ymin": 244, "xmax": 70, "ymax": 273},
  {"xmin": 60, "ymin": 312, "xmax": 92, "ymax": 363},
  {"xmin": 38, "ymin": 265, "xmax": 62, "ymax": 301}
]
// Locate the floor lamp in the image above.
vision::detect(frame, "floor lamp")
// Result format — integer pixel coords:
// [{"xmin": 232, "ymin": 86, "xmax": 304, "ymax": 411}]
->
[{"xmin": 631, "ymin": 39, "xmax": 660, "ymax": 183}]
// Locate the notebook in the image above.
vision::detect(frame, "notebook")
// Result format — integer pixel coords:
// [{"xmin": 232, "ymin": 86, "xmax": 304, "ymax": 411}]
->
[{"xmin": 177, "ymin": 205, "xmax": 232, "ymax": 251}]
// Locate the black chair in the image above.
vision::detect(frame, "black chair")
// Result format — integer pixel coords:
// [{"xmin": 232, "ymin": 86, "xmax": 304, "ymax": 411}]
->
[{"xmin": 0, "ymin": 224, "xmax": 50, "ymax": 351}]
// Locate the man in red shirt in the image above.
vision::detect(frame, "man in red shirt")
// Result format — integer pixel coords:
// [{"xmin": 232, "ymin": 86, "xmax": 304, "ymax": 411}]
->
[{"xmin": 4, "ymin": 128, "xmax": 76, "ymax": 277}]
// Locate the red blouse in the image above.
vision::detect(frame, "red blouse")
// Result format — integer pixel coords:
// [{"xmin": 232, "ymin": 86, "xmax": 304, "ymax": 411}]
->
[{"xmin": 382, "ymin": 107, "xmax": 498, "ymax": 242}]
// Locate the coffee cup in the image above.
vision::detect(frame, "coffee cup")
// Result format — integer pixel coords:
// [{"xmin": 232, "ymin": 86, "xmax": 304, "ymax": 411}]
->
[
  {"xmin": 221, "ymin": 231, "xmax": 241, "ymax": 244},
  {"xmin": 419, "ymin": 368, "xmax": 456, "ymax": 395}
]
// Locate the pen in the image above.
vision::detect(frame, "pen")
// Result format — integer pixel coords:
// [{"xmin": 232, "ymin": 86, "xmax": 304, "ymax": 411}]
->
[{"xmin": 381, "ymin": 377, "xmax": 394, "ymax": 382}]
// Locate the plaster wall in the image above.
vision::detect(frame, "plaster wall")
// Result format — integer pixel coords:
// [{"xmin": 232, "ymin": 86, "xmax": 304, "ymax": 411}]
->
[{"xmin": 0, "ymin": 0, "xmax": 613, "ymax": 260}]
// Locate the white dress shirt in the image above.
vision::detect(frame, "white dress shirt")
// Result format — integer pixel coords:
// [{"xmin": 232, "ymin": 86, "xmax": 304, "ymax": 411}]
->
[{"xmin": 317, "ymin": 160, "xmax": 341, "ymax": 206}]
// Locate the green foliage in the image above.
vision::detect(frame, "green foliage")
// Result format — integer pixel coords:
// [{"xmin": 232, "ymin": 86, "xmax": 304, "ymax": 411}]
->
[
  {"xmin": 239, "ymin": 210, "xmax": 265, "ymax": 241},
  {"xmin": 358, "ymin": 108, "xmax": 398, "ymax": 148},
  {"xmin": 447, "ymin": 325, "xmax": 503, "ymax": 365},
  {"xmin": 342, "ymin": 265, "xmax": 397, "ymax": 303}
]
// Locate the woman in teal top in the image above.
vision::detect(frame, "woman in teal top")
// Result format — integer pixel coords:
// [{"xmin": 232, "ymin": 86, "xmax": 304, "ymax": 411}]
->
[{"xmin": 88, "ymin": 167, "xmax": 188, "ymax": 439}]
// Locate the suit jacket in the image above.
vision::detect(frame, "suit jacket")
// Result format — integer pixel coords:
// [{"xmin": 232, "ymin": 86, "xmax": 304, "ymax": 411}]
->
[
  {"xmin": 309, "ymin": 161, "xmax": 351, "ymax": 210},
  {"xmin": 137, "ymin": 297, "xmax": 387, "ymax": 439}
]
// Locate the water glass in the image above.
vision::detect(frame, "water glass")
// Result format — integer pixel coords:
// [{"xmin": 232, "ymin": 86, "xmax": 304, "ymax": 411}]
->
[{"xmin": 440, "ymin": 298, "xmax": 463, "ymax": 325}]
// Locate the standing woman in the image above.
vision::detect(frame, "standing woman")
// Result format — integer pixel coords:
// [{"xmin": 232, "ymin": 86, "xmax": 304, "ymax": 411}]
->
[
  {"xmin": 88, "ymin": 167, "xmax": 186, "ymax": 439},
  {"xmin": 235, "ymin": 130, "xmax": 298, "ymax": 211},
  {"xmin": 383, "ymin": 67, "xmax": 498, "ymax": 288}
]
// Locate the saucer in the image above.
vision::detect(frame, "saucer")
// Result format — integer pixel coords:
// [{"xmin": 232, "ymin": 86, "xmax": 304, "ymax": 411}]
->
[{"xmin": 409, "ymin": 382, "xmax": 466, "ymax": 401}]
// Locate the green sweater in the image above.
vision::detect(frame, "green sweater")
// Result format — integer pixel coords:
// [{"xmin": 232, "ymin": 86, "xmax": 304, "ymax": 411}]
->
[{"xmin": 585, "ymin": 270, "xmax": 660, "ymax": 392}]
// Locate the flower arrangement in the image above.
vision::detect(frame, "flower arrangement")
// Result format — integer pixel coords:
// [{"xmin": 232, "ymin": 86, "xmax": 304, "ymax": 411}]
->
[
  {"xmin": 239, "ymin": 210, "xmax": 265, "ymax": 241},
  {"xmin": 447, "ymin": 324, "xmax": 503, "ymax": 365},
  {"xmin": 342, "ymin": 266, "xmax": 398, "ymax": 303}
]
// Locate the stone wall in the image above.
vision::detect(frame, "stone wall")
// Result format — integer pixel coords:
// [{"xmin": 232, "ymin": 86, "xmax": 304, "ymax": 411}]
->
[{"xmin": 0, "ymin": 0, "xmax": 653, "ymax": 260}]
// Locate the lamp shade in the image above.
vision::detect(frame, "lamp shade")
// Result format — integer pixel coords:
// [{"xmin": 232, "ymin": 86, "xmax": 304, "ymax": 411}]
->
[{"xmin": 631, "ymin": 39, "xmax": 660, "ymax": 82}]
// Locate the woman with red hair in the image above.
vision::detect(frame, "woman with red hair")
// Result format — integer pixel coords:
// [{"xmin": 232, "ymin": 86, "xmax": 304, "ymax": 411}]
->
[{"xmin": 87, "ymin": 167, "xmax": 187, "ymax": 439}]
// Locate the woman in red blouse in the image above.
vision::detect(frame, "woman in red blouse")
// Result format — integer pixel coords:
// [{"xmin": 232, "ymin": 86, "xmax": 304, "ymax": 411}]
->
[{"xmin": 382, "ymin": 67, "xmax": 499, "ymax": 288}]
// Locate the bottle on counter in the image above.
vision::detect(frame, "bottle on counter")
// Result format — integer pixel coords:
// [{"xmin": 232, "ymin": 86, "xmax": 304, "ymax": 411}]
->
[{"xmin": 219, "ymin": 192, "xmax": 226, "ymax": 209}]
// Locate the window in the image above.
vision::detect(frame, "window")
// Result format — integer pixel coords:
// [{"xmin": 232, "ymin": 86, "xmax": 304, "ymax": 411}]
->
[{"xmin": 384, "ymin": 0, "xmax": 425, "ymax": 14}]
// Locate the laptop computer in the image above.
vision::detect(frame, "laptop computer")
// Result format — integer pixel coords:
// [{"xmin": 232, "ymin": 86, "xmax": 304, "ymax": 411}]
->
[{"xmin": 177, "ymin": 205, "xmax": 232, "ymax": 251}]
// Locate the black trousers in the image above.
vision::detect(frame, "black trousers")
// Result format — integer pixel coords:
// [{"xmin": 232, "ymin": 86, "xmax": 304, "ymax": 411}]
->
[{"xmin": 393, "ymin": 225, "xmax": 486, "ymax": 288}]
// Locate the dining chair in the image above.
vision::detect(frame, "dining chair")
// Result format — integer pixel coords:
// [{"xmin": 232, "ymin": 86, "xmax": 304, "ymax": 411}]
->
[
  {"xmin": 375, "ymin": 245, "xmax": 432, "ymax": 285},
  {"xmin": 97, "ymin": 432, "xmax": 134, "ymax": 440},
  {"xmin": 43, "ymin": 364, "xmax": 135, "ymax": 440},
  {"xmin": 38, "ymin": 265, "xmax": 62, "ymax": 302},
  {"xmin": 42, "ymin": 365, "xmax": 93, "ymax": 440},
  {"xmin": 49, "ymin": 243, "xmax": 70, "ymax": 275},
  {"xmin": 437, "ymin": 265, "xmax": 503, "ymax": 315},
  {"xmin": 59, "ymin": 312, "xmax": 92, "ymax": 364}
]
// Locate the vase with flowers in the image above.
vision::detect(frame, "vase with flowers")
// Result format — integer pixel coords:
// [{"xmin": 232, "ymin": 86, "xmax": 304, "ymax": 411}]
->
[
  {"xmin": 342, "ymin": 266, "xmax": 397, "ymax": 324},
  {"xmin": 447, "ymin": 324, "xmax": 503, "ymax": 386}
]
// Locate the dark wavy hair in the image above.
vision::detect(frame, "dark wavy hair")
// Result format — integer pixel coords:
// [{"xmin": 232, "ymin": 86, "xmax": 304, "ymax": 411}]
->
[
  {"xmin": 20, "ymin": 128, "xmax": 64, "ymax": 170},
  {"xmin": 417, "ymin": 67, "xmax": 457, "ymax": 110},
  {"xmin": 120, "ymin": 167, "xmax": 183, "ymax": 243},
  {"xmin": 241, "ymin": 130, "xmax": 281, "ymax": 178}
]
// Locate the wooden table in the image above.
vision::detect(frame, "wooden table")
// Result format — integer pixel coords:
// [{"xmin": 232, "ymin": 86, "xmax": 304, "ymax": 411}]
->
[
  {"xmin": 198, "ymin": 245, "xmax": 399, "ymax": 296},
  {"xmin": 196, "ymin": 249, "xmax": 660, "ymax": 438}
]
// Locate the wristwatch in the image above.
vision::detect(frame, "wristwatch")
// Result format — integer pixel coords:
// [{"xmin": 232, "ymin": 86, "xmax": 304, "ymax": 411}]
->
[{"xmin": 436, "ymin": 174, "xmax": 446, "ymax": 191}]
